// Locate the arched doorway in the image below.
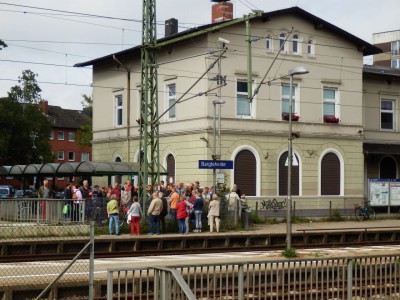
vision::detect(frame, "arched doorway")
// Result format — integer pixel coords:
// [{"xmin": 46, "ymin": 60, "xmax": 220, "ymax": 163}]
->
[
  {"xmin": 114, "ymin": 157, "xmax": 122, "ymax": 184},
  {"xmin": 321, "ymin": 152, "xmax": 340, "ymax": 195},
  {"xmin": 166, "ymin": 154, "xmax": 175, "ymax": 184},
  {"xmin": 380, "ymin": 156, "xmax": 396, "ymax": 179},
  {"xmin": 234, "ymin": 150, "xmax": 256, "ymax": 196},
  {"xmin": 279, "ymin": 151, "xmax": 299, "ymax": 196}
]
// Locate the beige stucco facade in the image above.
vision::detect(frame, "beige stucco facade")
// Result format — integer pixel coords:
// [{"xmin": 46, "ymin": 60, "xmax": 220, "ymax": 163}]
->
[{"xmin": 80, "ymin": 8, "xmax": 388, "ymax": 206}]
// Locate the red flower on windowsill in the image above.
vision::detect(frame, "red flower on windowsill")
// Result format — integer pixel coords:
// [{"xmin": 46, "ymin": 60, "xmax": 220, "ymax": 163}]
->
[
  {"xmin": 323, "ymin": 116, "xmax": 339, "ymax": 123},
  {"xmin": 282, "ymin": 113, "xmax": 300, "ymax": 121}
]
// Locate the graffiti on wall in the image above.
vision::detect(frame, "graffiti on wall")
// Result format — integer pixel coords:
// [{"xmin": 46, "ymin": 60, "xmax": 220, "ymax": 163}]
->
[{"xmin": 260, "ymin": 198, "xmax": 287, "ymax": 210}]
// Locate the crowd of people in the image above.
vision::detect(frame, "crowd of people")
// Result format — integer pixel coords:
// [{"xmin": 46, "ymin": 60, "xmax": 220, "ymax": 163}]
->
[{"xmin": 39, "ymin": 178, "xmax": 247, "ymax": 236}]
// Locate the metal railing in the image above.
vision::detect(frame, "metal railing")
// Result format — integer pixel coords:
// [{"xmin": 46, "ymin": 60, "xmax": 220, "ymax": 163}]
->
[
  {"xmin": 0, "ymin": 197, "xmax": 109, "ymax": 225},
  {"xmin": 107, "ymin": 254, "xmax": 400, "ymax": 300}
]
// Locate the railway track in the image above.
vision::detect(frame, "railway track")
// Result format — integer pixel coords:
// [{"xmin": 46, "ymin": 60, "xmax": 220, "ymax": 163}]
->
[{"xmin": 2, "ymin": 232, "xmax": 400, "ymax": 263}]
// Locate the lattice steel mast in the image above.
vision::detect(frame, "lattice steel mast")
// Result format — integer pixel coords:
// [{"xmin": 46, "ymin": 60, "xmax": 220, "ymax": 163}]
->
[{"xmin": 139, "ymin": 0, "xmax": 159, "ymax": 207}]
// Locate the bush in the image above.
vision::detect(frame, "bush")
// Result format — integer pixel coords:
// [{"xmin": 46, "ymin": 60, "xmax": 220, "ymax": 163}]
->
[{"xmin": 282, "ymin": 247, "xmax": 297, "ymax": 258}]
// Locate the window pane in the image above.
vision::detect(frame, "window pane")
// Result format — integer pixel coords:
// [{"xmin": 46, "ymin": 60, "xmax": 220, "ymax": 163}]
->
[
  {"xmin": 169, "ymin": 99, "xmax": 176, "ymax": 118},
  {"xmin": 237, "ymin": 81, "xmax": 247, "ymax": 93},
  {"xmin": 117, "ymin": 96, "xmax": 122, "ymax": 106},
  {"xmin": 323, "ymin": 103, "xmax": 335, "ymax": 117},
  {"xmin": 117, "ymin": 109, "xmax": 123, "ymax": 125},
  {"xmin": 69, "ymin": 132, "xmax": 75, "ymax": 142},
  {"xmin": 381, "ymin": 100, "xmax": 393, "ymax": 110},
  {"xmin": 81, "ymin": 152, "xmax": 89, "ymax": 161},
  {"xmin": 381, "ymin": 112, "xmax": 394, "ymax": 130},
  {"xmin": 237, "ymin": 94, "xmax": 250, "ymax": 116},
  {"xmin": 168, "ymin": 84, "xmax": 176, "ymax": 96},
  {"xmin": 58, "ymin": 132, "xmax": 64, "ymax": 140},
  {"xmin": 323, "ymin": 89, "xmax": 335, "ymax": 100}
]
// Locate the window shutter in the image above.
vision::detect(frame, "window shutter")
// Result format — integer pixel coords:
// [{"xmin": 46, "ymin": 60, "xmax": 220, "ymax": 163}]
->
[
  {"xmin": 321, "ymin": 153, "xmax": 340, "ymax": 195},
  {"xmin": 234, "ymin": 150, "xmax": 256, "ymax": 196}
]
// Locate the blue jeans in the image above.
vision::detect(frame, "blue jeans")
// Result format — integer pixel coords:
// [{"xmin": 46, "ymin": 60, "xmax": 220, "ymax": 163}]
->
[
  {"xmin": 178, "ymin": 218, "xmax": 186, "ymax": 234},
  {"xmin": 149, "ymin": 214, "xmax": 160, "ymax": 234},
  {"xmin": 170, "ymin": 209, "xmax": 177, "ymax": 222},
  {"xmin": 109, "ymin": 213, "xmax": 119, "ymax": 234},
  {"xmin": 194, "ymin": 210, "xmax": 202, "ymax": 229}
]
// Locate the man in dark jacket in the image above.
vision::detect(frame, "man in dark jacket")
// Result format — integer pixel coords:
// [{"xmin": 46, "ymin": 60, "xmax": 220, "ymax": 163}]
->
[{"xmin": 159, "ymin": 191, "xmax": 168, "ymax": 233}]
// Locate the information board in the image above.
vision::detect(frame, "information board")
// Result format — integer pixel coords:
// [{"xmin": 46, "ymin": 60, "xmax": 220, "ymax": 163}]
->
[
  {"xmin": 390, "ymin": 181, "xmax": 400, "ymax": 206},
  {"xmin": 368, "ymin": 179, "xmax": 400, "ymax": 208}
]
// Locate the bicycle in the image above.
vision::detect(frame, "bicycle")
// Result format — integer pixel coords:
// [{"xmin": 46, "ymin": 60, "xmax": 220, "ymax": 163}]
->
[{"xmin": 354, "ymin": 201, "xmax": 376, "ymax": 221}]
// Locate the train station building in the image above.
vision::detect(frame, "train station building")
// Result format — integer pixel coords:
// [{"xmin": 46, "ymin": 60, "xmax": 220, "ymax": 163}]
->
[{"xmin": 74, "ymin": 6, "xmax": 400, "ymax": 209}]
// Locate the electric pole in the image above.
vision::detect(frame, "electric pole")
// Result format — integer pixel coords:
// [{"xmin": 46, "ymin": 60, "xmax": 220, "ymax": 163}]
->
[{"xmin": 139, "ymin": 0, "xmax": 159, "ymax": 211}]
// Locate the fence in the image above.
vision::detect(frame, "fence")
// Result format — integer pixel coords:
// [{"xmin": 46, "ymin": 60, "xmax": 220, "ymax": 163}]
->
[
  {"xmin": 0, "ymin": 197, "xmax": 109, "ymax": 225},
  {"xmin": 107, "ymin": 254, "xmax": 400, "ymax": 300},
  {"xmin": 0, "ymin": 209, "xmax": 95, "ymax": 300}
]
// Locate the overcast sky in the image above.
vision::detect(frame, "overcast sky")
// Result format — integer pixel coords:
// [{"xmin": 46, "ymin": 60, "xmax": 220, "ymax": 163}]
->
[{"xmin": 1, "ymin": 0, "xmax": 399, "ymax": 109}]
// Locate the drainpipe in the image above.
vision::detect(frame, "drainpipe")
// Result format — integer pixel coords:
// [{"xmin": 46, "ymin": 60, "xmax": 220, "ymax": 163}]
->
[{"xmin": 113, "ymin": 55, "xmax": 131, "ymax": 162}]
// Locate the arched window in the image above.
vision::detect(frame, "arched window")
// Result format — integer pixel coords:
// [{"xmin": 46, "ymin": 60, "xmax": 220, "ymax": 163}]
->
[
  {"xmin": 279, "ymin": 33, "xmax": 287, "ymax": 53},
  {"xmin": 234, "ymin": 150, "xmax": 256, "ymax": 196},
  {"xmin": 307, "ymin": 40, "xmax": 315, "ymax": 56},
  {"xmin": 266, "ymin": 34, "xmax": 273, "ymax": 51},
  {"xmin": 292, "ymin": 34, "xmax": 299, "ymax": 54},
  {"xmin": 321, "ymin": 153, "xmax": 341, "ymax": 195},
  {"xmin": 278, "ymin": 151, "xmax": 299, "ymax": 196},
  {"xmin": 166, "ymin": 154, "xmax": 176, "ymax": 184},
  {"xmin": 380, "ymin": 156, "xmax": 396, "ymax": 179}
]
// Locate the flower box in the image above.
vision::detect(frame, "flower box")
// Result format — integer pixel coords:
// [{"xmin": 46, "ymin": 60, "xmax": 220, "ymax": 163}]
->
[
  {"xmin": 323, "ymin": 116, "xmax": 339, "ymax": 123},
  {"xmin": 282, "ymin": 113, "xmax": 300, "ymax": 121}
]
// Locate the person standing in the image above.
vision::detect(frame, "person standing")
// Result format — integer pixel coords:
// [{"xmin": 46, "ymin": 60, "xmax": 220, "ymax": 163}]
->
[
  {"xmin": 147, "ymin": 192, "xmax": 163, "ymax": 235},
  {"xmin": 169, "ymin": 187, "xmax": 179, "ymax": 222},
  {"xmin": 176, "ymin": 195, "xmax": 189, "ymax": 234},
  {"xmin": 107, "ymin": 195, "xmax": 119, "ymax": 235},
  {"xmin": 193, "ymin": 192, "xmax": 204, "ymax": 233},
  {"xmin": 127, "ymin": 196, "xmax": 142, "ymax": 235},
  {"xmin": 38, "ymin": 179, "xmax": 52, "ymax": 220},
  {"xmin": 159, "ymin": 191, "xmax": 168, "ymax": 233},
  {"xmin": 208, "ymin": 194, "xmax": 220, "ymax": 233}
]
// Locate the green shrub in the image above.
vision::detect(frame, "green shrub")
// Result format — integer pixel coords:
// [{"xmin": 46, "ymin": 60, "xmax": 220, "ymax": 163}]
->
[{"xmin": 282, "ymin": 247, "xmax": 297, "ymax": 258}]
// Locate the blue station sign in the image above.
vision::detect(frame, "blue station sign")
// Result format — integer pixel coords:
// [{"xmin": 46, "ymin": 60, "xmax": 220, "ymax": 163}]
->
[{"xmin": 198, "ymin": 160, "xmax": 233, "ymax": 169}]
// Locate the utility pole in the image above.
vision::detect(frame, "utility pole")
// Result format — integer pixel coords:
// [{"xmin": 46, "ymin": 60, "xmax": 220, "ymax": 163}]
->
[{"xmin": 139, "ymin": 0, "xmax": 159, "ymax": 212}]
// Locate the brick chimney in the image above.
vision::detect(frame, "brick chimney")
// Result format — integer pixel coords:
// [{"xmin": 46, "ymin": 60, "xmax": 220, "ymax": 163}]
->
[
  {"xmin": 38, "ymin": 100, "xmax": 48, "ymax": 115},
  {"xmin": 165, "ymin": 18, "xmax": 178, "ymax": 37},
  {"xmin": 211, "ymin": 0, "xmax": 233, "ymax": 23}
]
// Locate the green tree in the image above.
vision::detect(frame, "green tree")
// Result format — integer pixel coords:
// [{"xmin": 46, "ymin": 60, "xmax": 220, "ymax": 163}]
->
[
  {"xmin": 0, "ymin": 70, "xmax": 52, "ymax": 165},
  {"xmin": 76, "ymin": 93, "xmax": 93, "ymax": 146}
]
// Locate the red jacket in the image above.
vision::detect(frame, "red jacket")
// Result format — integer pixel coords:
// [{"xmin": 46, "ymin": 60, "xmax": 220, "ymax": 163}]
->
[{"xmin": 176, "ymin": 200, "xmax": 189, "ymax": 220}]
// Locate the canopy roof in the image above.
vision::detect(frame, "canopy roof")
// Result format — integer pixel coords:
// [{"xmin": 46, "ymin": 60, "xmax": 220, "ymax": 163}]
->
[{"xmin": 0, "ymin": 161, "xmax": 167, "ymax": 177}]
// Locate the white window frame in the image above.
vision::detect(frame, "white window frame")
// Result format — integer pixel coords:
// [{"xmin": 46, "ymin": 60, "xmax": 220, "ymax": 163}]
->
[
  {"xmin": 279, "ymin": 33, "xmax": 288, "ymax": 53},
  {"xmin": 68, "ymin": 132, "xmax": 75, "ymax": 142},
  {"xmin": 323, "ymin": 87, "xmax": 340, "ymax": 119},
  {"xmin": 57, "ymin": 151, "xmax": 64, "ymax": 160},
  {"xmin": 380, "ymin": 98, "xmax": 395, "ymax": 131},
  {"xmin": 236, "ymin": 79, "xmax": 255, "ymax": 119},
  {"xmin": 68, "ymin": 151, "xmax": 75, "ymax": 161},
  {"xmin": 307, "ymin": 39, "xmax": 315, "ymax": 57},
  {"xmin": 165, "ymin": 83, "xmax": 176, "ymax": 121},
  {"xmin": 81, "ymin": 152, "xmax": 90, "ymax": 161},
  {"xmin": 58, "ymin": 131, "xmax": 64, "ymax": 141},
  {"xmin": 265, "ymin": 34, "xmax": 273, "ymax": 52},
  {"xmin": 391, "ymin": 59, "xmax": 400, "ymax": 68},
  {"xmin": 49, "ymin": 131, "xmax": 54, "ymax": 140},
  {"xmin": 281, "ymin": 83, "xmax": 299, "ymax": 117},
  {"xmin": 115, "ymin": 94, "xmax": 123, "ymax": 127},
  {"xmin": 292, "ymin": 34, "xmax": 301, "ymax": 55},
  {"xmin": 391, "ymin": 40, "xmax": 400, "ymax": 56}
]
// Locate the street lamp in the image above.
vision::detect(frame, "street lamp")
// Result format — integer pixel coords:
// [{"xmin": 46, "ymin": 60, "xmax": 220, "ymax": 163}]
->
[
  {"xmin": 213, "ymin": 99, "xmax": 225, "ymax": 189},
  {"xmin": 287, "ymin": 66, "xmax": 309, "ymax": 250}
]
